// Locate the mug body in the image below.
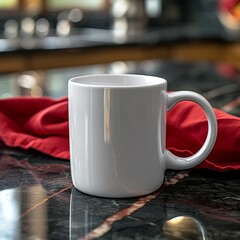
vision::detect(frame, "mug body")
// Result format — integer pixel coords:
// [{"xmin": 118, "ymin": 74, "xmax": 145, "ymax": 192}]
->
[{"xmin": 68, "ymin": 74, "xmax": 167, "ymax": 198}]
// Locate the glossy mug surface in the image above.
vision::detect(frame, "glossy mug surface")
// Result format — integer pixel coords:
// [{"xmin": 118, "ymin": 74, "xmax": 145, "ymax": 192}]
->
[{"xmin": 68, "ymin": 74, "xmax": 217, "ymax": 198}]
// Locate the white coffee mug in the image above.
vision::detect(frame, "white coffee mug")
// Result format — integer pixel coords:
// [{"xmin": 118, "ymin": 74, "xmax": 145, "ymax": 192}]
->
[{"xmin": 68, "ymin": 74, "xmax": 217, "ymax": 198}]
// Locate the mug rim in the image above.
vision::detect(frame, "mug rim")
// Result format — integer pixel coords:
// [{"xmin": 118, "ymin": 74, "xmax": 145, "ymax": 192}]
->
[{"xmin": 69, "ymin": 74, "xmax": 166, "ymax": 88}]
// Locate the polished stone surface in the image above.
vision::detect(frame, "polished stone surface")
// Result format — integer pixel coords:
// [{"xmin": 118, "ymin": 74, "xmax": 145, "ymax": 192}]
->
[
  {"xmin": 0, "ymin": 60, "xmax": 239, "ymax": 239},
  {"xmin": 1, "ymin": 60, "xmax": 239, "ymax": 116},
  {"xmin": 0, "ymin": 145, "xmax": 239, "ymax": 240}
]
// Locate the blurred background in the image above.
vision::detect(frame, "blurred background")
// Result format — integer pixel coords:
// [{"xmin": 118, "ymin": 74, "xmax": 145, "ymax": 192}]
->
[
  {"xmin": 0, "ymin": 3, "xmax": 239, "ymax": 239},
  {"xmin": 0, "ymin": 0, "xmax": 239, "ymax": 115}
]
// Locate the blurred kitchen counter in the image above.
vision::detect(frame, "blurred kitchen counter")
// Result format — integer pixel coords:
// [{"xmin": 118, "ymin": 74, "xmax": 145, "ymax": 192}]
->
[
  {"xmin": 2, "ymin": 24, "xmax": 240, "ymax": 73},
  {"xmin": 3, "ymin": 0, "xmax": 240, "ymax": 73},
  {"xmin": 2, "ymin": 40, "xmax": 240, "ymax": 73}
]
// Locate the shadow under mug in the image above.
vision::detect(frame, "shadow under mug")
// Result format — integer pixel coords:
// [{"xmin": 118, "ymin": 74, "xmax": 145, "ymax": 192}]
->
[{"xmin": 68, "ymin": 74, "xmax": 217, "ymax": 198}]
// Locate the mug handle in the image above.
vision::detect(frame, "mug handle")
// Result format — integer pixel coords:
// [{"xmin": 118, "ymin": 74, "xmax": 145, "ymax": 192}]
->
[{"xmin": 165, "ymin": 91, "xmax": 218, "ymax": 170}]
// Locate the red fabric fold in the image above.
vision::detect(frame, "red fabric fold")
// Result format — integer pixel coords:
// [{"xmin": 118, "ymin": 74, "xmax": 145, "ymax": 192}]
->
[
  {"xmin": 0, "ymin": 97, "xmax": 69, "ymax": 159},
  {"xmin": 0, "ymin": 96, "xmax": 239, "ymax": 171},
  {"xmin": 166, "ymin": 102, "xmax": 240, "ymax": 171}
]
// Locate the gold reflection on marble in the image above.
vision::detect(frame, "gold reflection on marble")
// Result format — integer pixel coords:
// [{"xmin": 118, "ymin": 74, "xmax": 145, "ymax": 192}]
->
[
  {"xmin": 104, "ymin": 88, "xmax": 111, "ymax": 143},
  {"xmin": 21, "ymin": 184, "xmax": 48, "ymax": 239},
  {"xmin": 163, "ymin": 216, "xmax": 206, "ymax": 240}
]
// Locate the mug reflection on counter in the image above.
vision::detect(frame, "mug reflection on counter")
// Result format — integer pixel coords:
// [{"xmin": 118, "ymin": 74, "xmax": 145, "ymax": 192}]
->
[
  {"xmin": 69, "ymin": 188, "xmax": 207, "ymax": 240},
  {"xmin": 69, "ymin": 188, "xmax": 95, "ymax": 240}
]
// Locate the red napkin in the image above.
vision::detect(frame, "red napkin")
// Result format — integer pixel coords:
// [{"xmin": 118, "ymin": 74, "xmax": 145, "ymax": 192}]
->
[
  {"xmin": 0, "ymin": 97, "xmax": 69, "ymax": 159},
  {"xmin": 0, "ymin": 96, "xmax": 239, "ymax": 171}
]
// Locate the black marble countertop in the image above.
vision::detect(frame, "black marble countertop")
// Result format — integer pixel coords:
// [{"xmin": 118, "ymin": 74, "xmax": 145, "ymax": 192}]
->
[{"xmin": 0, "ymin": 60, "xmax": 239, "ymax": 239}]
